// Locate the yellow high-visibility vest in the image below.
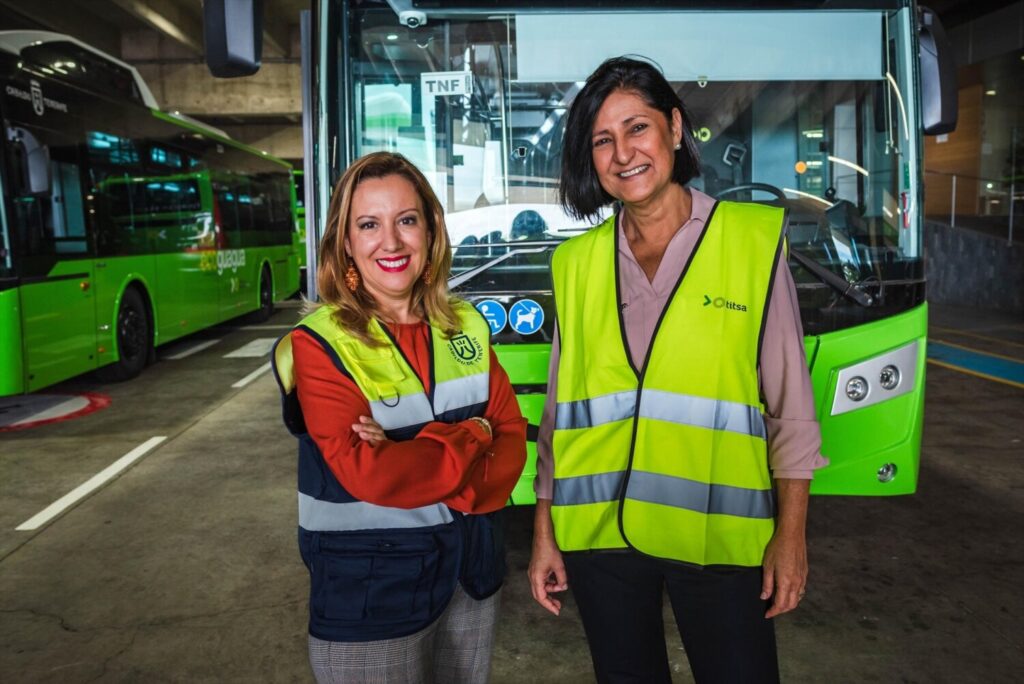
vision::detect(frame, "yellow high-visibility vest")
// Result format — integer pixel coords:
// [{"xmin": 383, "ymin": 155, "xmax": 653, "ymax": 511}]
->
[
  {"xmin": 273, "ymin": 299, "xmax": 491, "ymax": 532},
  {"xmin": 550, "ymin": 200, "xmax": 785, "ymax": 567}
]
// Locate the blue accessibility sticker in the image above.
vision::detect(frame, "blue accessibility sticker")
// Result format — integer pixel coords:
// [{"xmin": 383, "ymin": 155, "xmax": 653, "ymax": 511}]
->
[
  {"xmin": 475, "ymin": 299, "xmax": 507, "ymax": 335},
  {"xmin": 509, "ymin": 299, "xmax": 544, "ymax": 336}
]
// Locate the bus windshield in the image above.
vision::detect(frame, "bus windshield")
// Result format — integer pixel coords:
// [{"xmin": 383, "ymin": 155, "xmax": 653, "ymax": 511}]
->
[{"xmin": 334, "ymin": 3, "xmax": 923, "ymax": 335}]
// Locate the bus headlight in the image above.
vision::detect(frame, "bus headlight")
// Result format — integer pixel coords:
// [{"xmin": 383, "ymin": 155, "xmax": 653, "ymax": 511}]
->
[
  {"xmin": 845, "ymin": 376, "xmax": 869, "ymax": 401},
  {"xmin": 879, "ymin": 365, "xmax": 901, "ymax": 390},
  {"xmin": 831, "ymin": 341, "xmax": 919, "ymax": 416}
]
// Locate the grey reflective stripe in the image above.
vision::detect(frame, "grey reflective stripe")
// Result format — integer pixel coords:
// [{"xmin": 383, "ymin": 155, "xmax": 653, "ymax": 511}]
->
[
  {"xmin": 298, "ymin": 493, "xmax": 453, "ymax": 531},
  {"xmin": 433, "ymin": 372, "xmax": 489, "ymax": 415},
  {"xmin": 625, "ymin": 471, "xmax": 774, "ymax": 519},
  {"xmin": 552, "ymin": 471, "xmax": 625, "ymax": 506},
  {"xmin": 369, "ymin": 391, "xmax": 434, "ymax": 430},
  {"xmin": 555, "ymin": 390, "xmax": 637, "ymax": 430},
  {"xmin": 638, "ymin": 390, "xmax": 766, "ymax": 439}
]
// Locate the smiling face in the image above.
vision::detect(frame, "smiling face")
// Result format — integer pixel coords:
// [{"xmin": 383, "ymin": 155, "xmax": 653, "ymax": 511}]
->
[
  {"xmin": 590, "ymin": 88, "xmax": 682, "ymax": 210},
  {"xmin": 344, "ymin": 174, "xmax": 430, "ymax": 311}
]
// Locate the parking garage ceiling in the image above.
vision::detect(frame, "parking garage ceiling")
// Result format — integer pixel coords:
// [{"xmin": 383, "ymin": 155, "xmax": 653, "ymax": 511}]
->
[
  {"xmin": 0, "ymin": 0, "xmax": 307, "ymax": 58},
  {"xmin": 0, "ymin": 0, "xmax": 1008, "ymax": 160}
]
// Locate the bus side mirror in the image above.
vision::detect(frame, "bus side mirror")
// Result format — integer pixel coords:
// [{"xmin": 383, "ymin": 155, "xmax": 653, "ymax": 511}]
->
[
  {"xmin": 203, "ymin": 0, "xmax": 264, "ymax": 77},
  {"xmin": 6, "ymin": 126, "xmax": 51, "ymax": 195},
  {"xmin": 918, "ymin": 6, "xmax": 958, "ymax": 135}
]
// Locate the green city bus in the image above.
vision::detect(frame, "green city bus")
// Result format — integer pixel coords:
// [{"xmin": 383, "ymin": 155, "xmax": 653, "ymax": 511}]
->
[
  {"xmin": 0, "ymin": 31, "xmax": 301, "ymax": 395},
  {"xmin": 211, "ymin": 1, "xmax": 956, "ymax": 498}
]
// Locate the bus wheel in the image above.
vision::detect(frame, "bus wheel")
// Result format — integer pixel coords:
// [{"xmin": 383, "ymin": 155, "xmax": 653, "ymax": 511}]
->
[
  {"xmin": 251, "ymin": 267, "xmax": 274, "ymax": 322},
  {"xmin": 97, "ymin": 287, "xmax": 151, "ymax": 382}
]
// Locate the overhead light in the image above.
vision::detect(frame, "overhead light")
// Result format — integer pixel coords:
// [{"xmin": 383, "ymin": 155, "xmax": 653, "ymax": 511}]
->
[
  {"xmin": 985, "ymin": 89, "xmax": 997, "ymax": 96},
  {"xmin": 386, "ymin": 33, "xmax": 399, "ymax": 41},
  {"xmin": 828, "ymin": 155, "xmax": 869, "ymax": 177}
]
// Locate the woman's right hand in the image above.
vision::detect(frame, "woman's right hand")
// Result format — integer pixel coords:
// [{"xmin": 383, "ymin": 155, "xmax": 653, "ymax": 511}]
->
[{"xmin": 528, "ymin": 500, "xmax": 568, "ymax": 616}]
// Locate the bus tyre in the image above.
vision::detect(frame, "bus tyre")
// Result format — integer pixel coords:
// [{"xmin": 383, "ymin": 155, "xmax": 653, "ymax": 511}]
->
[
  {"xmin": 97, "ymin": 287, "xmax": 151, "ymax": 382},
  {"xmin": 252, "ymin": 267, "xmax": 274, "ymax": 322}
]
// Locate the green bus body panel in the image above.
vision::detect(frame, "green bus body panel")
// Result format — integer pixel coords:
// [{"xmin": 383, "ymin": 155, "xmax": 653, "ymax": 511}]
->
[
  {"xmin": 807, "ymin": 303, "xmax": 927, "ymax": 496},
  {"xmin": 4, "ymin": 245, "xmax": 300, "ymax": 395},
  {"xmin": 19, "ymin": 262, "xmax": 98, "ymax": 392},
  {"xmin": 0, "ymin": 290, "xmax": 25, "ymax": 395},
  {"xmin": 494, "ymin": 344, "xmax": 550, "ymax": 505},
  {"xmin": 493, "ymin": 306, "xmax": 927, "ymax": 500}
]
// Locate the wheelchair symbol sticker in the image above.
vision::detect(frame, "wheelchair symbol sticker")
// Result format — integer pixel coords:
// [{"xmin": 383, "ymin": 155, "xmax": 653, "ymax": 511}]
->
[
  {"xmin": 509, "ymin": 299, "xmax": 544, "ymax": 336},
  {"xmin": 475, "ymin": 300, "xmax": 507, "ymax": 335}
]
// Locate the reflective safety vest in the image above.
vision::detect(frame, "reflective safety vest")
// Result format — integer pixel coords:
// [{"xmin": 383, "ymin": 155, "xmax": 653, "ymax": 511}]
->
[
  {"xmin": 272, "ymin": 300, "xmax": 502, "ymax": 642},
  {"xmin": 550, "ymin": 201, "xmax": 785, "ymax": 567}
]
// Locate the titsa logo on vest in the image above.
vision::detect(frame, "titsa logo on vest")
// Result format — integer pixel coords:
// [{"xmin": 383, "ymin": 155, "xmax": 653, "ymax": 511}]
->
[
  {"xmin": 448, "ymin": 333, "xmax": 483, "ymax": 365},
  {"xmin": 703, "ymin": 294, "xmax": 747, "ymax": 312}
]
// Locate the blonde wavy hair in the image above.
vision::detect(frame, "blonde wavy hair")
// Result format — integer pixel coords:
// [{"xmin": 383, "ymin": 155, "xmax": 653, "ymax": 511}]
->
[{"xmin": 314, "ymin": 152, "xmax": 459, "ymax": 346}]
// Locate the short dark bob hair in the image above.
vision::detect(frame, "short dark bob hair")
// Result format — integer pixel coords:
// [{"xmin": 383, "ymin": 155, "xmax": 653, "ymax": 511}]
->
[{"xmin": 559, "ymin": 56, "xmax": 701, "ymax": 222}]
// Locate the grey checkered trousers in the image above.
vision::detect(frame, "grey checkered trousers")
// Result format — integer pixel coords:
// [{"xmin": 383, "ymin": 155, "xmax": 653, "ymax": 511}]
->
[{"xmin": 308, "ymin": 585, "xmax": 500, "ymax": 683}]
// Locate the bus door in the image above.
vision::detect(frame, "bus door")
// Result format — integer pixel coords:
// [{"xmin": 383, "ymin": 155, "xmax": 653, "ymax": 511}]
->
[{"xmin": 5, "ymin": 122, "xmax": 96, "ymax": 391}]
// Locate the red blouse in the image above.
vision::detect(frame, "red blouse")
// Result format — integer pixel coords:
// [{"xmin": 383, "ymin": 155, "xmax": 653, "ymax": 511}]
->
[{"xmin": 292, "ymin": 321, "xmax": 527, "ymax": 514}]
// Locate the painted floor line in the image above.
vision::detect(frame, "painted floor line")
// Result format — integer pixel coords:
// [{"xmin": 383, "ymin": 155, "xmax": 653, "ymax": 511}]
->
[
  {"xmin": 232, "ymin": 362, "xmax": 272, "ymax": 388},
  {"xmin": 16, "ymin": 436, "xmax": 168, "ymax": 531},
  {"xmin": 930, "ymin": 326, "xmax": 1024, "ymax": 351},
  {"xmin": 224, "ymin": 338, "xmax": 277, "ymax": 358},
  {"xmin": 929, "ymin": 338, "xmax": 1024, "ymax": 364},
  {"xmin": 927, "ymin": 360, "xmax": 1024, "ymax": 390},
  {"xmin": 927, "ymin": 341, "xmax": 1024, "ymax": 388},
  {"xmin": 163, "ymin": 339, "xmax": 221, "ymax": 360}
]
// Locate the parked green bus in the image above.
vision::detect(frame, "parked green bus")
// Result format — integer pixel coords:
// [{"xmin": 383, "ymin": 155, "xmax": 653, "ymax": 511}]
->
[
  {"xmin": 209, "ymin": 1, "xmax": 956, "ymax": 498},
  {"xmin": 0, "ymin": 31, "xmax": 301, "ymax": 395}
]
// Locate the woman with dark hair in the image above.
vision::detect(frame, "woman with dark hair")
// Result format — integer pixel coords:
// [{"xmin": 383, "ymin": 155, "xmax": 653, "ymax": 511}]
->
[
  {"xmin": 272, "ymin": 151, "xmax": 526, "ymax": 683},
  {"xmin": 528, "ymin": 57, "xmax": 827, "ymax": 683}
]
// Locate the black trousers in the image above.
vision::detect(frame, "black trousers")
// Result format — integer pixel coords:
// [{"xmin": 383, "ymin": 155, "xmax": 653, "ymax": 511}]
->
[{"xmin": 564, "ymin": 550, "xmax": 779, "ymax": 684}]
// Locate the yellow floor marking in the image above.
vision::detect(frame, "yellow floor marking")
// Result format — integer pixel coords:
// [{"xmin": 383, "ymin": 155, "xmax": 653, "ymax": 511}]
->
[
  {"xmin": 930, "ymin": 326, "xmax": 1024, "ymax": 350},
  {"xmin": 929, "ymin": 338, "xmax": 1024, "ymax": 363},
  {"xmin": 926, "ymin": 359, "xmax": 1024, "ymax": 390}
]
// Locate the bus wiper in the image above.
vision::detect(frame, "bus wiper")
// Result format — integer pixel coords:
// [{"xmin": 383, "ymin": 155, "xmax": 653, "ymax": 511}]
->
[
  {"xmin": 790, "ymin": 248, "xmax": 874, "ymax": 307},
  {"xmin": 447, "ymin": 245, "xmax": 551, "ymax": 289},
  {"xmin": 791, "ymin": 249, "xmax": 875, "ymax": 307}
]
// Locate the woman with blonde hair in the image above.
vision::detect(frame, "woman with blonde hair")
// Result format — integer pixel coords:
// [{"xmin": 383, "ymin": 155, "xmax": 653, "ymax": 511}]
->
[{"xmin": 272, "ymin": 151, "xmax": 526, "ymax": 683}]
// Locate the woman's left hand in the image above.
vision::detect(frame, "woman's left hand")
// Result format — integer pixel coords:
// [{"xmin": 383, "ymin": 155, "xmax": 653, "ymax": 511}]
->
[
  {"xmin": 760, "ymin": 530, "xmax": 808, "ymax": 618},
  {"xmin": 352, "ymin": 415, "xmax": 386, "ymax": 446}
]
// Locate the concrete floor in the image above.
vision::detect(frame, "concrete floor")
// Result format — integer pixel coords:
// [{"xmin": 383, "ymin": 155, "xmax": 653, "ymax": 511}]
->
[{"xmin": 0, "ymin": 302, "xmax": 1021, "ymax": 683}]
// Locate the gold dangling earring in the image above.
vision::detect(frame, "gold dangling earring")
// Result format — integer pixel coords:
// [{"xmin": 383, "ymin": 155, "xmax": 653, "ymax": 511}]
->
[
  {"xmin": 421, "ymin": 261, "xmax": 433, "ymax": 286},
  {"xmin": 344, "ymin": 264, "xmax": 360, "ymax": 292}
]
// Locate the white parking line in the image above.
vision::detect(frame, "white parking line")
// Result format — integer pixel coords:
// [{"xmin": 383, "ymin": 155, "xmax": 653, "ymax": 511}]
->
[
  {"xmin": 224, "ymin": 338, "xmax": 276, "ymax": 358},
  {"xmin": 232, "ymin": 362, "xmax": 272, "ymax": 388},
  {"xmin": 163, "ymin": 339, "xmax": 221, "ymax": 360},
  {"xmin": 16, "ymin": 436, "xmax": 168, "ymax": 531}
]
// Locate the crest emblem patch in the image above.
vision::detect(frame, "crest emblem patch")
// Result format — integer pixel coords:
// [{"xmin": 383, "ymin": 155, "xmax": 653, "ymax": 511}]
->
[{"xmin": 448, "ymin": 333, "xmax": 482, "ymax": 365}]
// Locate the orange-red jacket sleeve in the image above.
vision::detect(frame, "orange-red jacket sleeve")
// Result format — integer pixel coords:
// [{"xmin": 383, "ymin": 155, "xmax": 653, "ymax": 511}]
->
[
  {"xmin": 292, "ymin": 328, "xmax": 494, "ymax": 509},
  {"xmin": 443, "ymin": 348, "xmax": 527, "ymax": 514}
]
